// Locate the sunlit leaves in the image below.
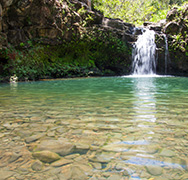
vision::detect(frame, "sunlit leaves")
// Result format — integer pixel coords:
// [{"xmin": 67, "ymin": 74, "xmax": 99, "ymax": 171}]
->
[{"xmin": 93, "ymin": 0, "xmax": 186, "ymax": 25}]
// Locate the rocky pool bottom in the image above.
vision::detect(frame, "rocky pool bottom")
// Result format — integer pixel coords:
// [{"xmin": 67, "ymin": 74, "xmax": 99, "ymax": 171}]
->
[{"xmin": 0, "ymin": 76, "xmax": 188, "ymax": 180}]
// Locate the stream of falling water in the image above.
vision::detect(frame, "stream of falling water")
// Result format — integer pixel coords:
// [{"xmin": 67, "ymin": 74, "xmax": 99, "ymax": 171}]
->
[
  {"xmin": 132, "ymin": 29, "xmax": 156, "ymax": 75},
  {"xmin": 163, "ymin": 34, "xmax": 170, "ymax": 74}
]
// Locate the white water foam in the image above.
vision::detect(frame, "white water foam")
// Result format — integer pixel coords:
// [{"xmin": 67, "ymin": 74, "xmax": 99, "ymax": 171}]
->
[
  {"xmin": 122, "ymin": 74, "xmax": 173, "ymax": 78},
  {"xmin": 132, "ymin": 29, "xmax": 156, "ymax": 75}
]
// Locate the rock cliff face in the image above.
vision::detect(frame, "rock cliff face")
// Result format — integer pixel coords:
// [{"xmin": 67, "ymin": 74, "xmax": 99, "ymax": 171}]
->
[
  {"xmin": 0, "ymin": 0, "xmax": 102, "ymax": 47},
  {"xmin": 0, "ymin": 0, "xmax": 136, "ymax": 47},
  {"xmin": 0, "ymin": 0, "xmax": 136, "ymax": 81},
  {"xmin": 149, "ymin": 4, "xmax": 188, "ymax": 75},
  {"xmin": 164, "ymin": 5, "xmax": 188, "ymax": 76}
]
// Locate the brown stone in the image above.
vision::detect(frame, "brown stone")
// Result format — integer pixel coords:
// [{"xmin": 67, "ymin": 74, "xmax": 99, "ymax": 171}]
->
[
  {"xmin": 0, "ymin": 168, "xmax": 15, "ymax": 180},
  {"xmin": 164, "ymin": 22, "xmax": 179, "ymax": 35},
  {"xmin": 51, "ymin": 158, "xmax": 73, "ymax": 167},
  {"xmin": 31, "ymin": 160, "xmax": 43, "ymax": 171},
  {"xmin": 102, "ymin": 17, "xmax": 125, "ymax": 30},
  {"xmin": 35, "ymin": 139, "xmax": 75, "ymax": 156},
  {"xmin": 37, "ymin": 28, "xmax": 59, "ymax": 38},
  {"xmin": 33, "ymin": 150, "xmax": 61, "ymax": 163}
]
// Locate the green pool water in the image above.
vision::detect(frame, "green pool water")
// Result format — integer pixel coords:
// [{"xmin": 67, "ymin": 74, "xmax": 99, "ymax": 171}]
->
[{"xmin": 0, "ymin": 76, "xmax": 188, "ymax": 179}]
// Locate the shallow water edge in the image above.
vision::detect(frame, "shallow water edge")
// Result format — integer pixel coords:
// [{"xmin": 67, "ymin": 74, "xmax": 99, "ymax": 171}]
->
[{"xmin": 0, "ymin": 76, "xmax": 188, "ymax": 180}]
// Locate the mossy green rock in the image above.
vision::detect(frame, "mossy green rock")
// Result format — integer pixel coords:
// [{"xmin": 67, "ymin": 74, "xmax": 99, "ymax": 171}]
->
[{"xmin": 33, "ymin": 150, "xmax": 61, "ymax": 163}]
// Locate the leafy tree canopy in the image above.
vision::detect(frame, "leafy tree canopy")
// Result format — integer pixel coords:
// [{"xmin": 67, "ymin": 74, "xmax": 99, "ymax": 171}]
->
[{"xmin": 93, "ymin": 0, "xmax": 188, "ymax": 25}]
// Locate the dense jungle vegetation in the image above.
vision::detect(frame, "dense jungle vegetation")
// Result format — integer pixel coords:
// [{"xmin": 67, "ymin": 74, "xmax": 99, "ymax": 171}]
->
[{"xmin": 93, "ymin": 0, "xmax": 188, "ymax": 25}]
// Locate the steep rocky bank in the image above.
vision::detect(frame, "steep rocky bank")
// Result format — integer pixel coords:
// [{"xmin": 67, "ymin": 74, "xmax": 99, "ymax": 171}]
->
[
  {"xmin": 0, "ymin": 0, "xmax": 134, "ymax": 81},
  {"xmin": 0, "ymin": 0, "xmax": 187, "ymax": 81},
  {"xmin": 164, "ymin": 5, "xmax": 188, "ymax": 76},
  {"xmin": 145, "ymin": 4, "xmax": 188, "ymax": 76}
]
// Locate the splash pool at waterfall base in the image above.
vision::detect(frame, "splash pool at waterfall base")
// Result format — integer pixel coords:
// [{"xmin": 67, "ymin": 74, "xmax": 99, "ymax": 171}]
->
[{"xmin": 0, "ymin": 76, "xmax": 188, "ymax": 180}]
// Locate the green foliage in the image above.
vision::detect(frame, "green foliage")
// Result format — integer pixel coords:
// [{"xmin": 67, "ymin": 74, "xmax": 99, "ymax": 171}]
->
[
  {"xmin": 93, "ymin": 0, "xmax": 186, "ymax": 25},
  {"xmin": 1, "ymin": 30, "xmax": 131, "ymax": 80},
  {"xmin": 2, "ymin": 45, "xmax": 91, "ymax": 80},
  {"xmin": 77, "ymin": 7, "xmax": 86, "ymax": 15},
  {"xmin": 20, "ymin": 42, "xmax": 25, "ymax": 47},
  {"xmin": 149, "ymin": 9, "xmax": 169, "ymax": 23},
  {"xmin": 167, "ymin": 2, "xmax": 188, "ymax": 54},
  {"xmin": 170, "ymin": 33, "xmax": 188, "ymax": 52}
]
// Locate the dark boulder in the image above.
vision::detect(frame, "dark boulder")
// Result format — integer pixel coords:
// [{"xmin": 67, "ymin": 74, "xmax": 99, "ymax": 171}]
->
[
  {"xmin": 166, "ymin": 7, "xmax": 179, "ymax": 22},
  {"xmin": 164, "ymin": 22, "xmax": 179, "ymax": 35}
]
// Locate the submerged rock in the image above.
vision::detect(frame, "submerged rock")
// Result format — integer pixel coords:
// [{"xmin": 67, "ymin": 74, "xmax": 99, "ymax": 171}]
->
[
  {"xmin": 71, "ymin": 166, "xmax": 88, "ymax": 180},
  {"xmin": 0, "ymin": 168, "xmax": 15, "ymax": 180},
  {"xmin": 51, "ymin": 158, "xmax": 73, "ymax": 167},
  {"xmin": 107, "ymin": 174, "xmax": 123, "ymax": 180},
  {"xmin": 35, "ymin": 139, "xmax": 75, "ymax": 156},
  {"xmin": 31, "ymin": 160, "xmax": 43, "ymax": 171},
  {"xmin": 160, "ymin": 149, "xmax": 176, "ymax": 157},
  {"xmin": 25, "ymin": 133, "xmax": 45, "ymax": 143},
  {"xmin": 8, "ymin": 152, "xmax": 22, "ymax": 163},
  {"xmin": 146, "ymin": 165, "xmax": 163, "ymax": 176},
  {"xmin": 59, "ymin": 162, "xmax": 93, "ymax": 180},
  {"xmin": 90, "ymin": 162, "xmax": 102, "ymax": 169},
  {"xmin": 102, "ymin": 144, "xmax": 130, "ymax": 152},
  {"xmin": 33, "ymin": 150, "xmax": 61, "ymax": 163}
]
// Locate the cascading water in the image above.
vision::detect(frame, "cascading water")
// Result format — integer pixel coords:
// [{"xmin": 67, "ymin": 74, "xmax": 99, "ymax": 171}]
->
[
  {"xmin": 132, "ymin": 29, "xmax": 156, "ymax": 75},
  {"xmin": 163, "ymin": 34, "xmax": 169, "ymax": 74}
]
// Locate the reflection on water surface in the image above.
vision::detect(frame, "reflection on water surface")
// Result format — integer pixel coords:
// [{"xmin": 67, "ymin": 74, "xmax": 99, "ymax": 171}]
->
[{"xmin": 0, "ymin": 76, "xmax": 188, "ymax": 179}]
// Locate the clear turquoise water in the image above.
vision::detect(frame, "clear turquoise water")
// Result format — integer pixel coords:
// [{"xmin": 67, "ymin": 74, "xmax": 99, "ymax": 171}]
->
[{"xmin": 1, "ymin": 76, "xmax": 188, "ymax": 179}]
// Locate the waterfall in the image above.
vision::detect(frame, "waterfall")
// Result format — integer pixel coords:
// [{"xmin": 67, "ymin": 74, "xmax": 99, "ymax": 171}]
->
[
  {"xmin": 132, "ymin": 29, "xmax": 156, "ymax": 75},
  {"xmin": 163, "ymin": 34, "xmax": 169, "ymax": 74}
]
